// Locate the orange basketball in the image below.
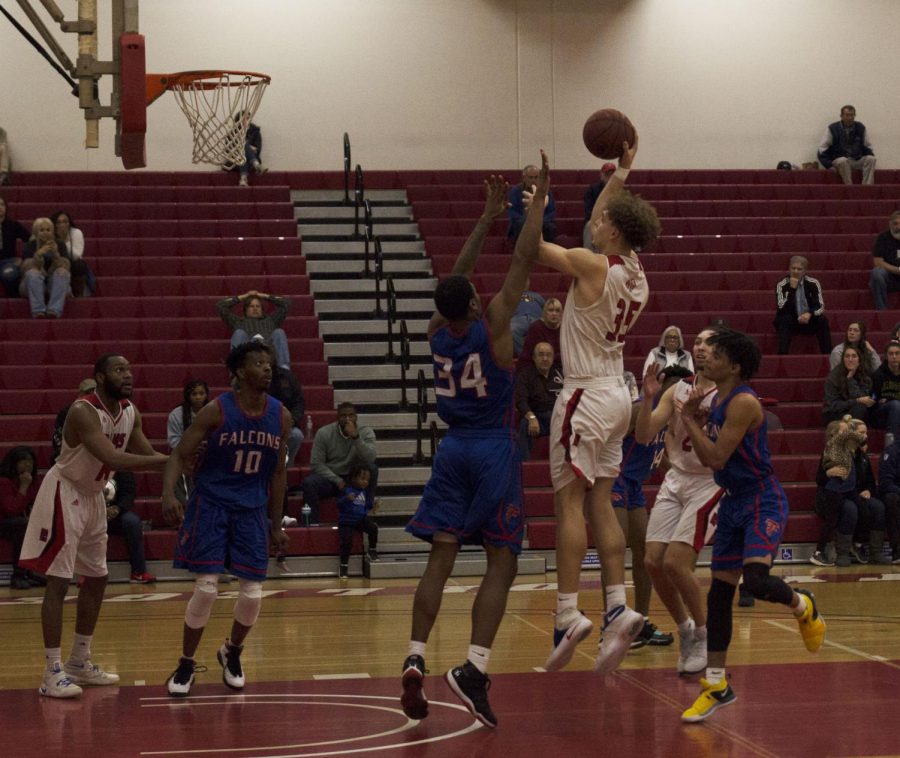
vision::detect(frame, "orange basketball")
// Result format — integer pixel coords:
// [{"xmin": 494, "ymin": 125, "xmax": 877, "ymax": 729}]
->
[{"xmin": 582, "ymin": 109, "xmax": 636, "ymax": 160}]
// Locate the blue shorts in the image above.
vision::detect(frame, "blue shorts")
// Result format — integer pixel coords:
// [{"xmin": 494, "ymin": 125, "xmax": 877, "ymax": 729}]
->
[
  {"xmin": 406, "ymin": 431, "xmax": 524, "ymax": 554},
  {"xmin": 710, "ymin": 482, "xmax": 789, "ymax": 572},
  {"xmin": 174, "ymin": 495, "xmax": 270, "ymax": 580},
  {"xmin": 611, "ymin": 475, "xmax": 646, "ymax": 511}
]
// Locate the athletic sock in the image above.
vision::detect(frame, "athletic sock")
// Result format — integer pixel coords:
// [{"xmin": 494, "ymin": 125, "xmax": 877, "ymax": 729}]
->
[
  {"xmin": 408, "ymin": 640, "xmax": 426, "ymax": 658},
  {"xmin": 69, "ymin": 633, "xmax": 92, "ymax": 662},
  {"xmin": 791, "ymin": 592, "xmax": 808, "ymax": 618},
  {"xmin": 556, "ymin": 592, "xmax": 578, "ymax": 617},
  {"xmin": 467, "ymin": 645, "xmax": 491, "ymax": 674},
  {"xmin": 605, "ymin": 585, "xmax": 626, "ymax": 612},
  {"xmin": 694, "ymin": 624, "xmax": 708, "ymax": 640},
  {"xmin": 677, "ymin": 619, "xmax": 694, "ymax": 634},
  {"xmin": 705, "ymin": 667, "xmax": 725, "ymax": 685},
  {"xmin": 45, "ymin": 648, "xmax": 62, "ymax": 670}
]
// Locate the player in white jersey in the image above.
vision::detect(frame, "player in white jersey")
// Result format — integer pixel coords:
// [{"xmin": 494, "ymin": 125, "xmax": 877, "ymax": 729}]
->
[
  {"xmin": 531, "ymin": 135, "xmax": 663, "ymax": 675},
  {"xmin": 635, "ymin": 328, "xmax": 723, "ymax": 675},
  {"xmin": 20, "ymin": 354, "xmax": 168, "ymax": 699}
]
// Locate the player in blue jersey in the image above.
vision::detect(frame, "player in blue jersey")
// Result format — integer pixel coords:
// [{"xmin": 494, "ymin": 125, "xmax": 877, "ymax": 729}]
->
[
  {"xmin": 679, "ymin": 327, "xmax": 826, "ymax": 722},
  {"xmin": 611, "ymin": 365, "xmax": 692, "ymax": 649},
  {"xmin": 400, "ymin": 152, "xmax": 549, "ymax": 729},
  {"xmin": 161, "ymin": 342, "xmax": 292, "ymax": 697}
]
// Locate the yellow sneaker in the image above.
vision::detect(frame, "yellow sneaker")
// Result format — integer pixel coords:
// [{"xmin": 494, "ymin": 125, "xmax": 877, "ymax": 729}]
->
[
  {"xmin": 796, "ymin": 588, "xmax": 826, "ymax": 652},
  {"xmin": 681, "ymin": 677, "xmax": 737, "ymax": 723}
]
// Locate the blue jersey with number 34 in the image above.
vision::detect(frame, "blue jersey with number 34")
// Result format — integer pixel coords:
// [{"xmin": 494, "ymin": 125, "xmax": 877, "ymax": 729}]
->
[
  {"xmin": 191, "ymin": 391, "xmax": 284, "ymax": 509},
  {"xmin": 431, "ymin": 318, "xmax": 515, "ymax": 430}
]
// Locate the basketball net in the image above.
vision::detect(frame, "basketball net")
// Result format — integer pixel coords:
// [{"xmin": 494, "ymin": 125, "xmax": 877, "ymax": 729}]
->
[{"xmin": 168, "ymin": 72, "xmax": 269, "ymax": 167}]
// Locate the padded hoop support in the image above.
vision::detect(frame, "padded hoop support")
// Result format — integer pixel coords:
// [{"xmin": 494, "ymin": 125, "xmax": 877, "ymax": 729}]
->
[{"xmin": 119, "ymin": 33, "xmax": 147, "ymax": 169}]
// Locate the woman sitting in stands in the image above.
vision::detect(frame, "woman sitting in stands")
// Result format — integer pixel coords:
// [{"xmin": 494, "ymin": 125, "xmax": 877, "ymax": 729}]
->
[
  {"xmin": 822, "ymin": 345, "xmax": 875, "ymax": 424},
  {"xmin": 0, "ymin": 446, "xmax": 45, "ymax": 589},
  {"xmin": 642, "ymin": 325, "xmax": 694, "ymax": 378},
  {"xmin": 167, "ymin": 380, "xmax": 210, "ymax": 505},
  {"xmin": 0, "ymin": 197, "xmax": 30, "ymax": 297},
  {"xmin": 20, "ymin": 217, "xmax": 70, "ymax": 318},
  {"xmin": 517, "ymin": 297, "xmax": 563, "ymax": 371},
  {"xmin": 51, "ymin": 210, "xmax": 93, "ymax": 297},
  {"xmin": 830, "ymin": 320, "xmax": 881, "ymax": 373}
]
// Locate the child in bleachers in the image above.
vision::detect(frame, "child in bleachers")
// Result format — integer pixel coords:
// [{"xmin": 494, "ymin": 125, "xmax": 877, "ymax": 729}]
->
[{"xmin": 336, "ymin": 464, "xmax": 379, "ymax": 580}]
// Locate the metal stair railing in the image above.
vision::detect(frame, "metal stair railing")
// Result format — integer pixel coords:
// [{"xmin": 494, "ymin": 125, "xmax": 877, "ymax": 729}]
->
[
  {"xmin": 352, "ymin": 164, "xmax": 365, "ymax": 237},
  {"xmin": 342, "ymin": 132, "xmax": 351, "ymax": 205}
]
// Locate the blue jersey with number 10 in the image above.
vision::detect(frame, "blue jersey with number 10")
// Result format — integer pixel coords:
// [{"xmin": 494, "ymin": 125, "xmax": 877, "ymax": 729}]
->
[
  {"xmin": 431, "ymin": 318, "xmax": 514, "ymax": 430},
  {"xmin": 191, "ymin": 391, "xmax": 284, "ymax": 509}
]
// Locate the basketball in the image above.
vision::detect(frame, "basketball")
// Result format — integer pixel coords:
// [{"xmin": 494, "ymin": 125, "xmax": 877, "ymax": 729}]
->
[{"xmin": 582, "ymin": 109, "xmax": 636, "ymax": 160}]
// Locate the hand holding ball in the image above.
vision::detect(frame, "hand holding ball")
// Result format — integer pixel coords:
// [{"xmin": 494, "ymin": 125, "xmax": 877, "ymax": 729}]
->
[{"xmin": 583, "ymin": 109, "xmax": 636, "ymax": 160}]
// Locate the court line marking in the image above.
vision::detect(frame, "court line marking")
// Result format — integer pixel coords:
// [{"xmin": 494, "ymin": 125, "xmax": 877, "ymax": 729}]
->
[
  {"xmin": 764, "ymin": 620, "xmax": 895, "ymax": 667},
  {"xmin": 313, "ymin": 673, "xmax": 371, "ymax": 680}
]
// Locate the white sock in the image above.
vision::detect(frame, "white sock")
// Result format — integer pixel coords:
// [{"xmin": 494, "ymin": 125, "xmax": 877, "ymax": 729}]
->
[
  {"xmin": 556, "ymin": 592, "xmax": 578, "ymax": 617},
  {"xmin": 45, "ymin": 648, "xmax": 61, "ymax": 669},
  {"xmin": 408, "ymin": 640, "xmax": 426, "ymax": 658},
  {"xmin": 792, "ymin": 592, "xmax": 808, "ymax": 618},
  {"xmin": 605, "ymin": 585, "xmax": 626, "ymax": 612},
  {"xmin": 706, "ymin": 667, "xmax": 725, "ymax": 684},
  {"xmin": 69, "ymin": 633, "xmax": 92, "ymax": 663},
  {"xmin": 467, "ymin": 644, "xmax": 491, "ymax": 674},
  {"xmin": 677, "ymin": 619, "xmax": 694, "ymax": 634},
  {"xmin": 694, "ymin": 624, "xmax": 708, "ymax": 640}
]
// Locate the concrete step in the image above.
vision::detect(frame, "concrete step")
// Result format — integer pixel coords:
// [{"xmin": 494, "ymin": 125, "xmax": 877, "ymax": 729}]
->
[
  {"xmin": 306, "ymin": 259, "xmax": 432, "ymax": 275},
  {"xmin": 325, "ymin": 341, "xmax": 430, "ymax": 358},
  {"xmin": 302, "ymin": 240, "xmax": 425, "ymax": 254},
  {"xmin": 294, "ymin": 206, "xmax": 413, "ymax": 221},
  {"xmin": 311, "ymin": 278, "xmax": 436, "ymax": 294},
  {"xmin": 298, "ymin": 222, "xmax": 420, "ymax": 237},
  {"xmin": 366, "ymin": 553, "xmax": 547, "ymax": 579},
  {"xmin": 335, "ymin": 386, "xmax": 436, "ymax": 406},
  {"xmin": 353, "ymin": 411, "xmax": 446, "ymax": 430},
  {"xmin": 291, "ymin": 189, "xmax": 408, "ymax": 204},
  {"xmin": 319, "ymin": 318, "xmax": 430, "ymax": 336},
  {"xmin": 315, "ymin": 297, "xmax": 433, "ymax": 314}
]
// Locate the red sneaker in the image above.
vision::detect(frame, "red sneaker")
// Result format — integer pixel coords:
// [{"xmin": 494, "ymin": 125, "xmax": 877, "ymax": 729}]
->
[{"xmin": 130, "ymin": 571, "xmax": 156, "ymax": 584}]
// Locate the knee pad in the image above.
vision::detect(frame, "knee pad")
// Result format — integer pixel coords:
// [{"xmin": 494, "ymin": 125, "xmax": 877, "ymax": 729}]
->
[
  {"xmin": 234, "ymin": 579, "xmax": 264, "ymax": 627},
  {"xmin": 184, "ymin": 574, "xmax": 219, "ymax": 629},
  {"xmin": 742, "ymin": 563, "xmax": 793, "ymax": 604},
  {"xmin": 706, "ymin": 578, "xmax": 736, "ymax": 653}
]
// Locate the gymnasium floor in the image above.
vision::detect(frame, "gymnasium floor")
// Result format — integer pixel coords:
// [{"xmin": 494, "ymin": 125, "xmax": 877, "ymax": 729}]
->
[{"xmin": 1, "ymin": 565, "xmax": 898, "ymax": 758}]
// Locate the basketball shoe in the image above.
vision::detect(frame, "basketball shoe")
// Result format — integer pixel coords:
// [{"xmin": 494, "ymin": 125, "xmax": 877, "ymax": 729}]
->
[
  {"xmin": 40, "ymin": 663, "xmax": 83, "ymax": 699},
  {"xmin": 544, "ymin": 608, "xmax": 593, "ymax": 671},
  {"xmin": 681, "ymin": 677, "xmax": 737, "ymax": 722},
  {"xmin": 594, "ymin": 605, "xmax": 643, "ymax": 674},
  {"xmin": 445, "ymin": 662, "xmax": 497, "ymax": 728},
  {"xmin": 676, "ymin": 619, "xmax": 707, "ymax": 675},
  {"xmin": 400, "ymin": 654, "xmax": 428, "ymax": 720},
  {"xmin": 631, "ymin": 619, "xmax": 674, "ymax": 649},
  {"xmin": 217, "ymin": 640, "xmax": 245, "ymax": 689},
  {"xmin": 795, "ymin": 588, "xmax": 826, "ymax": 652},
  {"xmin": 166, "ymin": 657, "xmax": 196, "ymax": 697},
  {"xmin": 63, "ymin": 659, "xmax": 120, "ymax": 686}
]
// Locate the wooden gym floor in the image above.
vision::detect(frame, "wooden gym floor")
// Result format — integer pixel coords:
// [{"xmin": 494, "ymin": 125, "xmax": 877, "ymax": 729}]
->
[{"xmin": 1, "ymin": 564, "xmax": 898, "ymax": 758}]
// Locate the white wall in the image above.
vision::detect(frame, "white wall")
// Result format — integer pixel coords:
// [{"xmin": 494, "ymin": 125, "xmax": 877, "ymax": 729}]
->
[{"xmin": 1, "ymin": 0, "xmax": 896, "ymax": 172}]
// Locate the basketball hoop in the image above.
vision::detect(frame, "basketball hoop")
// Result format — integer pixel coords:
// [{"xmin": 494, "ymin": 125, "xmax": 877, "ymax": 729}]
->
[{"xmin": 146, "ymin": 70, "xmax": 271, "ymax": 167}]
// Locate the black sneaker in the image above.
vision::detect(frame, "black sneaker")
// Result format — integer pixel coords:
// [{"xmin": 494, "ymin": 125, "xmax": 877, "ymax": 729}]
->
[
  {"xmin": 445, "ymin": 662, "xmax": 497, "ymax": 728},
  {"xmin": 217, "ymin": 641, "xmax": 245, "ymax": 689},
  {"xmin": 850, "ymin": 543, "xmax": 869, "ymax": 564},
  {"xmin": 166, "ymin": 657, "xmax": 196, "ymax": 697},
  {"xmin": 738, "ymin": 586, "xmax": 755, "ymax": 607},
  {"xmin": 400, "ymin": 655, "xmax": 428, "ymax": 720},
  {"xmin": 367, "ymin": 548, "xmax": 379, "ymax": 562},
  {"xmin": 631, "ymin": 619, "xmax": 674, "ymax": 649},
  {"xmin": 339, "ymin": 564, "xmax": 349, "ymax": 580}
]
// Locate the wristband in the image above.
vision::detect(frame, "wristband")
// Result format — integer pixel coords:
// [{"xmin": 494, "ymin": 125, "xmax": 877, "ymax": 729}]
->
[{"xmin": 614, "ymin": 167, "xmax": 630, "ymax": 181}]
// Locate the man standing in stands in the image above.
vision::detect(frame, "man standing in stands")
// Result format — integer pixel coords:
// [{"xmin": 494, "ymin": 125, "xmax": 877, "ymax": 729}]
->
[
  {"xmin": 20, "ymin": 355, "xmax": 168, "ymax": 698},
  {"xmin": 817, "ymin": 105, "xmax": 876, "ymax": 185}
]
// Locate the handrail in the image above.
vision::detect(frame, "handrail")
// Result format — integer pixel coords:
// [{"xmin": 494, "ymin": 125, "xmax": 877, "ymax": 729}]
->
[
  {"xmin": 398, "ymin": 320, "xmax": 411, "ymax": 407},
  {"xmin": 413, "ymin": 368, "xmax": 428, "ymax": 463},
  {"xmin": 342, "ymin": 133, "xmax": 351, "ymax": 204},
  {"xmin": 363, "ymin": 225, "xmax": 372, "ymax": 277},
  {"xmin": 383, "ymin": 269, "xmax": 396, "ymax": 350},
  {"xmin": 364, "ymin": 198, "xmax": 373, "ymax": 242},
  {"xmin": 353, "ymin": 164, "xmax": 364, "ymax": 237}
]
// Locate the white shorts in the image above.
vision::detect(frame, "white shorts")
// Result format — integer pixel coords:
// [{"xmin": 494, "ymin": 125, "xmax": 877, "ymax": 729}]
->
[
  {"xmin": 645, "ymin": 468, "xmax": 723, "ymax": 552},
  {"xmin": 19, "ymin": 468, "xmax": 108, "ymax": 579},
  {"xmin": 550, "ymin": 380, "xmax": 631, "ymax": 491}
]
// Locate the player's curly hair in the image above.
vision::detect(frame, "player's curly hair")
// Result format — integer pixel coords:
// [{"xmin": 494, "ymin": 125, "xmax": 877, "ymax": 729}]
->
[
  {"xmin": 605, "ymin": 192, "xmax": 661, "ymax": 251},
  {"xmin": 706, "ymin": 327, "xmax": 761, "ymax": 380},
  {"xmin": 434, "ymin": 275, "xmax": 475, "ymax": 321},
  {"xmin": 225, "ymin": 341, "xmax": 274, "ymax": 378}
]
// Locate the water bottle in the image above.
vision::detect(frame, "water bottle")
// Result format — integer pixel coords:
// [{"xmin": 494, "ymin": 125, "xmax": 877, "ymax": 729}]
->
[
  {"xmin": 305, "ymin": 414, "xmax": 313, "ymax": 442},
  {"xmin": 301, "ymin": 503, "xmax": 311, "ymax": 527}
]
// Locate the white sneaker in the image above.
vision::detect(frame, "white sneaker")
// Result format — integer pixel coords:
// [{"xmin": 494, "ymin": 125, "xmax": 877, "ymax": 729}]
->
[
  {"xmin": 684, "ymin": 630, "xmax": 708, "ymax": 675},
  {"xmin": 677, "ymin": 619, "xmax": 695, "ymax": 674},
  {"xmin": 594, "ymin": 605, "xmax": 643, "ymax": 674},
  {"xmin": 239, "ymin": 175, "xmax": 249, "ymax": 187},
  {"xmin": 217, "ymin": 641, "xmax": 245, "ymax": 689},
  {"xmin": 40, "ymin": 663, "xmax": 83, "ymax": 698},
  {"xmin": 281, "ymin": 515, "xmax": 298, "ymax": 527},
  {"xmin": 545, "ymin": 608, "xmax": 593, "ymax": 672},
  {"xmin": 63, "ymin": 659, "xmax": 120, "ymax": 686}
]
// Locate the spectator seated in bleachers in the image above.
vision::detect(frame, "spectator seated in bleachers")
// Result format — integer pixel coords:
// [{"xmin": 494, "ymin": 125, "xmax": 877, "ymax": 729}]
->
[
  {"xmin": 517, "ymin": 297, "xmax": 562, "ymax": 372},
  {"xmin": 51, "ymin": 378, "xmax": 97, "ymax": 464},
  {"xmin": 830, "ymin": 320, "xmax": 881, "ymax": 374},
  {"xmin": 104, "ymin": 470, "xmax": 155, "ymax": 583},
  {"xmin": 216, "ymin": 289, "xmax": 291, "ymax": 369},
  {"xmin": 515, "ymin": 342, "xmax": 563, "ymax": 461},
  {"xmin": 868, "ymin": 211, "xmax": 900, "ymax": 311},
  {"xmin": 822, "ymin": 345, "xmax": 875, "ymax": 425},
  {"xmin": 582, "ymin": 162, "xmax": 616, "ymax": 249},
  {"xmin": 224, "ymin": 113, "xmax": 265, "ymax": 187},
  {"xmin": 850, "ymin": 431, "xmax": 890, "ymax": 565},
  {"xmin": 510, "ymin": 286, "xmax": 545, "ymax": 357},
  {"xmin": 51, "ymin": 211, "xmax": 94, "ymax": 297},
  {"xmin": 0, "ymin": 446, "xmax": 44, "ymax": 589},
  {"xmin": 507, "ymin": 164, "xmax": 556, "ymax": 243},
  {"xmin": 268, "ymin": 363, "xmax": 305, "ymax": 493},
  {"xmin": 0, "ymin": 196, "xmax": 29, "ymax": 296},
  {"xmin": 642, "ymin": 326, "xmax": 694, "ymax": 378},
  {"xmin": 166, "ymin": 380, "xmax": 210, "ymax": 505},
  {"xmin": 870, "ymin": 341, "xmax": 900, "ymax": 447},
  {"xmin": 336, "ymin": 464, "xmax": 380, "ymax": 580},
  {"xmin": 20, "ymin": 217, "xmax": 70, "ymax": 318},
  {"xmin": 302, "ymin": 402, "xmax": 377, "ymax": 523},
  {"xmin": 817, "ymin": 105, "xmax": 876, "ymax": 185},
  {"xmin": 876, "ymin": 438, "xmax": 900, "ymax": 564},
  {"xmin": 773, "ymin": 255, "xmax": 832, "ymax": 356}
]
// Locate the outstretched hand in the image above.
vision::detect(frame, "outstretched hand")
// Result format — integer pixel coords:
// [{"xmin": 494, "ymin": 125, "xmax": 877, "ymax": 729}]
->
[
  {"xmin": 680, "ymin": 386, "xmax": 708, "ymax": 426},
  {"xmin": 482, "ymin": 175, "xmax": 510, "ymax": 220},
  {"xmin": 619, "ymin": 132, "xmax": 639, "ymax": 170},
  {"xmin": 521, "ymin": 149, "xmax": 551, "ymax": 209},
  {"xmin": 642, "ymin": 364, "xmax": 662, "ymax": 400}
]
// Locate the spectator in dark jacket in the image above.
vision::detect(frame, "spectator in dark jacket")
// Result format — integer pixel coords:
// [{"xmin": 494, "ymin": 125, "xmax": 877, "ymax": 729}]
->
[
  {"xmin": 269, "ymin": 364, "xmax": 305, "ymax": 467},
  {"xmin": 822, "ymin": 345, "xmax": 874, "ymax": 424},
  {"xmin": 0, "ymin": 446, "xmax": 43, "ymax": 589},
  {"xmin": 515, "ymin": 342, "xmax": 563, "ymax": 460},
  {"xmin": 104, "ymin": 470, "xmax": 155, "ymax": 583},
  {"xmin": 0, "ymin": 196, "xmax": 30, "ymax": 296},
  {"xmin": 507, "ymin": 164, "xmax": 556, "ymax": 242},
  {"xmin": 876, "ymin": 438, "xmax": 900, "ymax": 563},
  {"xmin": 817, "ymin": 105, "xmax": 875, "ymax": 185},
  {"xmin": 773, "ymin": 256, "xmax": 832, "ymax": 355},
  {"xmin": 870, "ymin": 341, "xmax": 900, "ymax": 445},
  {"xmin": 869, "ymin": 211, "xmax": 900, "ymax": 310},
  {"xmin": 850, "ymin": 439, "xmax": 889, "ymax": 565}
]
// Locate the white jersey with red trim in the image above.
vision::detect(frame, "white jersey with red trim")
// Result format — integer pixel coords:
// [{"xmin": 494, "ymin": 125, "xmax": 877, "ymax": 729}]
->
[
  {"xmin": 560, "ymin": 253, "xmax": 648, "ymax": 382},
  {"xmin": 666, "ymin": 378, "xmax": 717, "ymax": 476},
  {"xmin": 54, "ymin": 393, "xmax": 136, "ymax": 493}
]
